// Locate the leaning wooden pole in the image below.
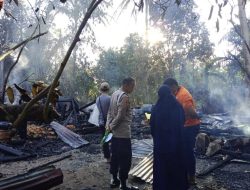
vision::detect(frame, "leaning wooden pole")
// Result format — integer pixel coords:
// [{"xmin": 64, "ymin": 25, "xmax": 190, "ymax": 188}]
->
[
  {"xmin": 43, "ymin": 0, "xmax": 104, "ymax": 121},
  {"xmin": 13, "ymin": 85, "xmax": 51, "ymax": 129},
  {"xmin": 0, "ymin": 32, "xmax": 48, "ymax": 62}
]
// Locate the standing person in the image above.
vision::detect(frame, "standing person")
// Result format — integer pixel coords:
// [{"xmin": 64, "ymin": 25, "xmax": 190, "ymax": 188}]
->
[
  {"xmin": 164, "ymin": 78, "xmax": 200, "ymax": 186},
  {"xmin": 96, "ymin": 82, "xmax": 111, "ymax": 163},
  {"xmin": 150, "ymin": 85, "xmax": 188, "ymax": 190},
  {"xmin": 106, "ymin": 77, "xmax": 138, "ymax": 190}
]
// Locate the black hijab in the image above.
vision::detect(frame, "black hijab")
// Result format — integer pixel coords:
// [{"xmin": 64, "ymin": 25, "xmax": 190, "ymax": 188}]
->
[{"xmin": 150, "ymin": 85, "xmax": 185, "ymax": 154}]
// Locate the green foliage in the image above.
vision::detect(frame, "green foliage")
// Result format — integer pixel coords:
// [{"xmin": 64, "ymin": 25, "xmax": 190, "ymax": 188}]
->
[
  {"xmin": 149, "ymin": 0, "xmax": 214, "ymax": 89},
  {"xmin": 0, "ymin": 0, "xmax": 111, "ymax": 104},
  {"xmin": 95, "ymin": 33, "xmax": 172, "ymax": 104}
]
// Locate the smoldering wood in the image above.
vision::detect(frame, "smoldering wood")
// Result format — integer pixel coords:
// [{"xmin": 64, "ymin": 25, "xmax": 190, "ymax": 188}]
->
[
  {"xmin": 13, "ymin": 84, "xmax": 53, "ymax": 129},
  {"xmin": 0, "ymin": 104, "xmax": 60, "ymax": 138},
  {"xmin": 0, "ymin": 104, "xmax": 60, "ymax": 124}
]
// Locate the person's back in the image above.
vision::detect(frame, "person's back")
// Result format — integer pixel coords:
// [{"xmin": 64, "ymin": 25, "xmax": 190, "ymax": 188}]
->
[
  {"xmin": 96, "ymin": 82, "xmax": 111, "ymax": 162},
  {"xmin": 164, "ymin": 78, "xmax": 200, "ymax": 186},
  {"xmin": 175, "ymin": 86, "xmax": 200, "ymax": 127},
  {"xmin": 106, "ymin": 77, "xmax": 137, "ymax": 190},
  {"xmin": 150, "ymin": 85, "xmax": 187, "ymax": 190},
  {"xmin": 96, "ymin": 94, "xmax": 110, "ymax": 126},
  {"xmin": 108, "ymin": 89, "xmax": 132, "ymax": 138}
]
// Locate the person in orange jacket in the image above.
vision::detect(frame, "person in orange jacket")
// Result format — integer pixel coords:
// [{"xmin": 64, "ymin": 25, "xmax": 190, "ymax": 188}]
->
[
  {"xmin": 0, "ymin": 0, "xmax": 4, "ymax": 10},
  {"xmin": 164, "ymin": 78, "xmax": 200, "ymax": 186}
]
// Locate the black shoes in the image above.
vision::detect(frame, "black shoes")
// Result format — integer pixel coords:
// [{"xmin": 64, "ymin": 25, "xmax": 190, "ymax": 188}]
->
[{"xmin": 110, "ymin": 179, "xmax": 120, "ymax": 188}]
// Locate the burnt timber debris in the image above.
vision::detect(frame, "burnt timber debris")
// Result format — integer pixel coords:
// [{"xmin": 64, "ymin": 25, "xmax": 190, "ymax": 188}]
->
[
  {"xmin": 129, "ymin": 112, "xmax": 250, "ymax": 189},
  {"xmin": 0, "ymin": 99, "xmax": 250, "ymax": 190},
  {"xmin": 0, "ymin": 166, "xmax": 63, "ymax": 190},
  {"xmin": 0, "ymin": 155, "xmax": 70, "ymax": 190}
]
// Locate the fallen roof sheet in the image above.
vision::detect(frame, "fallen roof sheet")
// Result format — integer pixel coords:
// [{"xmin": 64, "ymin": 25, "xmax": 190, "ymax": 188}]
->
[
  {"xmin": 50, "ymin": 121, "xmax": 89, "ymax": 148},
  {"xmin": 129, "ymin": 152, "xmax": 153, "ymax": 184},
  {"xmin": 132, "ymin": 139, "xmax": 153, "ymax": 158}
]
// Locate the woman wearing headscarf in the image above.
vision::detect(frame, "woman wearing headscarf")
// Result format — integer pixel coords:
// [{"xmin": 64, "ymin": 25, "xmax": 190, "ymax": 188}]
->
[{"xmin": 150, "ymin": 85, "xmax": 188, "ymax": 190}]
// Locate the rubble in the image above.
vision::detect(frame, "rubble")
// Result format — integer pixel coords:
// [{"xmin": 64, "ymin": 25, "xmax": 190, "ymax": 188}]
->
[{"xmin": 0, "ymin": 111, "xmax": 249, "ymax": 189}]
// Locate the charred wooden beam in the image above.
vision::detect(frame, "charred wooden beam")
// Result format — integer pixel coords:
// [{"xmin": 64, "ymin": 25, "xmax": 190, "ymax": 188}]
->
[
  {"xmin": 0, "ymin": 144, "xmax": 24, "ymax": 156},
  {"xmin": 220, "ymin": 149, "xmax": 250, "ymax": 161},
  {"xmin": 231, "ymin": 159, "xmax": 250, "ymax": 164},
  {"xmin": 79, "ymin": 100, "xmax": 95, "ymax": 112},
  {"xmin": 82, "ymin": 126, "xmax": 100, "ymax": 134},
  {"xmin": 0, "ymin": 154, "xmax": 35, "ymax": 163},
  {"xmin": 28, "ymin": 154, "xmax": 71, "ymax": 173},
  {"xmin": 0, "ymin": 104, "xmax": 60, "ymax": 138},
  {"xmin": 197, "ymin": 156, "xmax": 233, "ymax": 177},
  {"xmin": 0, "ymin": 166, "xmax": 63, "ymax": 190},
  {"xmin": 0, "ymin": 104, "xmax": 60, "ymax": 123},
  {"xmin": 197, "ymin": 149, "xmax": 250, "ymax": 177}
]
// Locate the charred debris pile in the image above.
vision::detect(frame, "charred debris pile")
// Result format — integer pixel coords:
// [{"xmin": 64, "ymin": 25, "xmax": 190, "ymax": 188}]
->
[{"xmin": 1, "ymin": 92, "xmax": 250, "ymax": 190}]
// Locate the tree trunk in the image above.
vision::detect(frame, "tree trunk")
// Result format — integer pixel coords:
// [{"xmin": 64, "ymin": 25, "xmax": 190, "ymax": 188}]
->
[
  {"xmin": 43, "ymin": 0, "xmax": 104, "ymax": 121},
  {"xmin": 238, "ymin": 0, "xmax": 250, "ymax": 80}
]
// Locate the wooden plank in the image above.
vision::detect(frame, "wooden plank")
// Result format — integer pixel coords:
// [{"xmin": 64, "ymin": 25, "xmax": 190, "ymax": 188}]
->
[
  {"xmin": 0, "ymin": 154, "xmax": 34, "ymax": 163},
  {"xmin": 220, "ymin": 149, "xmax": 250, "ymax": 161},
  {"xmin": 196, "ymin": 156, "xmax": 233, "ymax": 177},
  {"xmin": 28, "ymin": 154, "xmax": 71, "ymax": 172},
  {"xmin": 0, "ymin": 144, "xmax": 23, "ymax": 156},
  {"xmin": 0, "ymin": 167, "xmax": 63, "ymax": 190}
]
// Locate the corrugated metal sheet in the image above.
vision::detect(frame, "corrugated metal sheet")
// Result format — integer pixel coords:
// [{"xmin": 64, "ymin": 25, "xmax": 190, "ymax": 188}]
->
[
  {"xmin": 132, "ymin": 139, "xmax": 153, "ymax": 158},
  {"xmin": 50, "ymin": 121, "xmax": 89, "ymax": 148},
  {"xmin": 129, "ymin": 152, "xmax": 153, "ymax": 184}
]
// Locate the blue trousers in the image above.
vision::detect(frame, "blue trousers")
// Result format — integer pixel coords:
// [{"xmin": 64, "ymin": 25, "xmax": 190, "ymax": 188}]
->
[{"xmin": 183, "ymin": 125, "xmax": 200, "ymax": 176}]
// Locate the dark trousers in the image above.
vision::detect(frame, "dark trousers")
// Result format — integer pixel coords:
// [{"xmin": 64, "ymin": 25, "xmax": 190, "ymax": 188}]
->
[
  {"xmin": 110, "ymin": 137, "xmax": 132, "ymax": 181},
  {"xmin": 100, "ymin": 125, "xmax": 110, "ymax": 159},
  {"xmin": 153, "ymin": 152, "xmax": 188, "ymax": 190},
  {"xmin": 183, "ymin": 125, "xmax": 200, "ymax": 176}
]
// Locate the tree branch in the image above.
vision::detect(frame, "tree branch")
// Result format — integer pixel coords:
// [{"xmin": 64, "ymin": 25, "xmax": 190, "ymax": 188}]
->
[
  {"xmin": 0, "ymin": 44, "xmax": 26, "ymax": 103},
  {"xmin": 228, "ymin": 51, "xmax": 250, "ymax": 81},
  {"xmin": 0, "ymin": 31, "xmax": 48, "ymax": 62},
  {"xmin": 0, "ymin": 25, "xmax": 46, "ymax": 103},
  {"xmin": 229, "ymin": 19, "xmax": 250, "ymax": 55},
  {"xmin": 13, "ymin": 85, "xmax": 51, "ymax": 129},
  {"xmin": 43, "ymin": 0, "xmax": 104, "ymax": 121}
]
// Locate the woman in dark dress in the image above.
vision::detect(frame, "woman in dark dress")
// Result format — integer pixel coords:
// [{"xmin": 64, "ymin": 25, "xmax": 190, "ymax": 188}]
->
[{"xmin": 150, "ymin": 85, "xmax": 188, "ymax": 190}]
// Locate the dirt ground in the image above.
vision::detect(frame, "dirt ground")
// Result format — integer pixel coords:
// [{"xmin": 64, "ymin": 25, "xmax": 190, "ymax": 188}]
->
[
  {"xmin": 1, "ymin": 142, "xmax": 249, "ymax": 190},
  {"xmin": 0, "ymin": 125, "xmax": 250, "ymax": 190},
  {"xmin": 0, "ymin": 144, "xmax": 151, "ymax": 190}
]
